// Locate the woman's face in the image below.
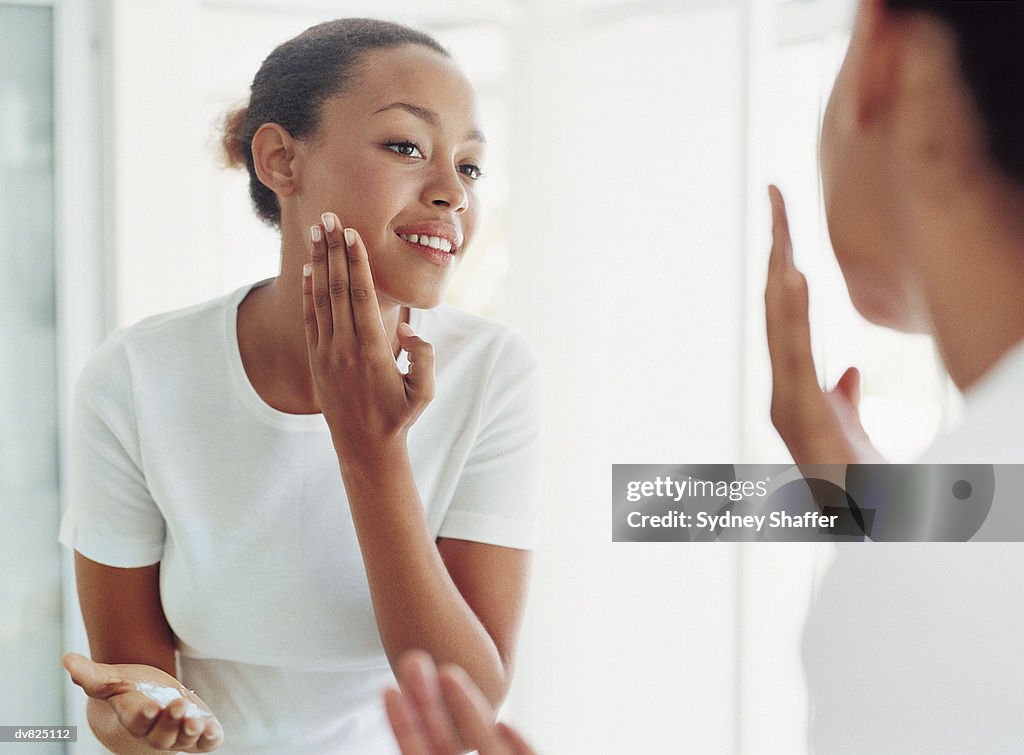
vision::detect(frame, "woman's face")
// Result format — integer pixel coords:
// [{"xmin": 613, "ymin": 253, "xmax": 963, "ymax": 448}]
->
[
  {"xmin": 818, "ymin": 4, "xmax": 926, "ymax": 333},
  {"xmin": 295, "ymin": 45, "xmax": 485, "ymax": 310},
  {"xmin": 820, "ymin": 47, "xmax": 909, "ymax": 330}
]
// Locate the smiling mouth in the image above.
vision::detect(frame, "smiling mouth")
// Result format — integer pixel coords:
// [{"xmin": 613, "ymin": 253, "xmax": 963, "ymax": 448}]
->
[{"xmin": 398, "ymin": 233, "xmax": 455, "ymax": 255}]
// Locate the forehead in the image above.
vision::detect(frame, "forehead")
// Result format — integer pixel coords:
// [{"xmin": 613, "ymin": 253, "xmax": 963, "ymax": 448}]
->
[{"xmin": 329, "ymin": 44, "xmax": 479, "ymax": 129}]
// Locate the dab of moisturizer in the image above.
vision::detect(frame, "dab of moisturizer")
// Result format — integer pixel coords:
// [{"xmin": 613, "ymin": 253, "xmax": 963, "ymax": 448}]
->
[{"xmin": 135, "ymin": 682, "xmax": 211, "ymax": 720}]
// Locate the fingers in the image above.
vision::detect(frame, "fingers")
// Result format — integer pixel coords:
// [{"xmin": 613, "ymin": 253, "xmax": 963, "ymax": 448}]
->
[
  {"xmin": 387, "ymin": 651, "xmax": 534, "ymax": 755},
  {"xmin": 136, "ymin": 697, "xmax": 200, "ymax": 751},
  {"xmin": 195, "ymin": 718, "xmax": 225, "ymax": 751},
  {"xmin": 307, "ymin": 213, "xmax": 388, "ymax": 351},
  {"xmin": 339, "ymin": 226, "xmax": 388, "ymax": 346},
  {"xmin": 179, "ymin": 688, "xmax": 224, "ymax": 751},
  {"xmin": 62, "ymin": 653, "xmax": 133, "ymax": 700},
  {"xmin": 321, "ymin": 212, "xmax": 350, "ymax": 343},
  {"xmin": 308, "ymin": 217, "xmax": 334, "ymax": 342},
  {"xmin": 398, "ymin": 322, "xmax": 436, "ymax": 406},
  {"xmin": 302, "ymin": 260, "xmax": 317, "ymax": 349},
  {"xmin": 396, "ymin": 651, "xmax": 463, "ymax": 754},
  {"xmin": 765, "ymin": 185, "xmax": 817, "ymax": 392},
  {"xmin": 496, "ymin": 722, "xmax": 538, "ymax": 755},
  {"xmin": 384, "ymin": 687, "xmax": 435, "ymax": 755},
  {"xmin": 143, "ymin": 698, "xmax": 189, "ymax": 749},
  {"xmin": 112, "ymin": 692, "xmax": 223, "ymax": 751},
  {"xmin": 437, "ymin": 664, "xmax": 508, "ymax": 754},
  {"xmin": 833, "ymin": 366, "xmax": 861, "ymax": 408},
  {"xmin": 767, "ymin": 184, "xmax": 794, "ymax": 272}
]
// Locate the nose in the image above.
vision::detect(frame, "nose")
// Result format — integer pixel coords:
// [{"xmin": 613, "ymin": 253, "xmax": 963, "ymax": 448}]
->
[{"xmin": 422, "ymin": 161, "xmax": 469, "ymax": 213}]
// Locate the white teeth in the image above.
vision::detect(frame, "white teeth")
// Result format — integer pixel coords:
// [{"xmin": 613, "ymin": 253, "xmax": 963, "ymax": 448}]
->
[{"xmin": 400, "ymin": 233, "xmax": 455, "ymax": 254}]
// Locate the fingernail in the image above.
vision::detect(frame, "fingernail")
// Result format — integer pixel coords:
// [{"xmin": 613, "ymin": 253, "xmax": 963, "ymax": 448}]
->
[
  {"xmin": 321, "ymin": 212, "xmax": 336, "ymax": 232},
  {"xmin": 398, "ymin": 322, "xmax": 415, "ymax": 337},
  {"xmin": 344, "ymin": 228, "xmax": 356, "ymax": 247},
  {"xmin": 302, "ymin": 263, "xmax": 312, "ymax": 277},
  {"xmin": 142, "ymin": 707, "xmax": 158, "ymax": 720},
  {"xmin": 184, "ymin": 721, "xmax": 200, "ymax": 736},
  {"xmin": 311, "ymin": 225, "xmax": 322, "ymax": 243}
]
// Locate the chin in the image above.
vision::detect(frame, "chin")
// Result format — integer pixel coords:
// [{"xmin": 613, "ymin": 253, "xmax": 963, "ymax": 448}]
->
[
  {"xmin": 381, "ymin": 284, "xmax": 448, "ymax": 311},
  {"xmin": 409, "ymin": 293, "xmax": 446, "ymax": 310},
  {"xmin": 832, "ymin": 229, "xmax": 925, "ymax": 333},
  {"xmin": 848, "ymin": 284, "xmax": 928, "ymax": 334}
]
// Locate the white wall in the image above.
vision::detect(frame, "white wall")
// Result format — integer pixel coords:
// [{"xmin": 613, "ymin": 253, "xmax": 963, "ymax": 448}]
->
[{"xmin": 504, "ymin": 5, "xmax": 746, "ymax": 751}]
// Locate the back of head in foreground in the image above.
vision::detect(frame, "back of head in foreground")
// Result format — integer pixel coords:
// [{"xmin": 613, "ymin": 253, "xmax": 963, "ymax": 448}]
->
[
  {"xmin": 766, "ymin": 0, "xmax": 1024, "ymax": 466},
  {"xmin": 820, "ymin": 0, "xmax": 1024, "ymax": 391}
]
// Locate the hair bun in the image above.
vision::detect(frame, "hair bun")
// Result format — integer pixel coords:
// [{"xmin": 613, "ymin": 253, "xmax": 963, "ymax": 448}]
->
[{"xmin": 220, "ymin": 104, "xmax": 249, "ymax": 169}]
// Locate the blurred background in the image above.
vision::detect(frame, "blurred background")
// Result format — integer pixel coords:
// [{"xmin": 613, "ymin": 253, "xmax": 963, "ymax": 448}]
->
[{"xmin": 1, "ymin": 0, "xmax": 958, "ymax": 751}]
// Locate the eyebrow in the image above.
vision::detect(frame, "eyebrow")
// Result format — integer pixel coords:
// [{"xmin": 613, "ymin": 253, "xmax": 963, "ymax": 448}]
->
[{"xmin": 373, "ymin": 101, "xmax": 486, "ymax": 144}]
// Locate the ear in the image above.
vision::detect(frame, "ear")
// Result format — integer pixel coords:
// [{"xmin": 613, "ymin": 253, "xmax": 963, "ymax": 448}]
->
[
  {"xmin": 251, "ymin": 123, "xmax": 298, "ymax": 198},
  {"xmin": 846, "ymin": 0, "xmax": 903, "ymax": 127}
]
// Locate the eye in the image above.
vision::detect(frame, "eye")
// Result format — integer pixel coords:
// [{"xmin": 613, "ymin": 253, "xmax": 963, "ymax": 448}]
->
[
  {"xmin": 459, "ymin": 163, "xmax": 484, "ymax": 181},
  {"xmin": 385, "ymin": 141, "xmax": 423, "ymax": 158}
]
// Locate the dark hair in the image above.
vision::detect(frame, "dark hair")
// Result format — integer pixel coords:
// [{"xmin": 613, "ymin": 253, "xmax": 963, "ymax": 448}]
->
[
  {"xmin": 221, "ymin": 18, "xmax": 449, "ymax": 228},
  {"xmin": 886, "ymin": 1, "xmax": 1024, "ymax": 186}
]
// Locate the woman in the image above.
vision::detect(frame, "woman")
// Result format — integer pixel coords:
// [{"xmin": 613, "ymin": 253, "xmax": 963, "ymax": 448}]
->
[
  {"xmin": 59, "ymin": 18, "xmax": 541, "ymax": 754},
  {"xmin": 386, "ymin": 0, "xmax": 1024, "ymax": 752},
  {"xmin": 770, "ymin": 1, "xmax": 1024, "ymax": 750}
]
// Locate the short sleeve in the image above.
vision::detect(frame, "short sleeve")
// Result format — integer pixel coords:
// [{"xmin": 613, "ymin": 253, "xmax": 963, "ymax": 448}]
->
[
  {"xmin": 58, "ymin": 335, "xmax": 165, "ymax": 567},
  {"xmin": 437, "ymin": 331, "xmax": 543, "ymax": 550}
]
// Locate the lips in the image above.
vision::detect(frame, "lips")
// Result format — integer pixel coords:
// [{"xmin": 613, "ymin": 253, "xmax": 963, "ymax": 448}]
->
[{"xmin": 393, "ymin": 221, "xmax": 463, "ymax": 256}]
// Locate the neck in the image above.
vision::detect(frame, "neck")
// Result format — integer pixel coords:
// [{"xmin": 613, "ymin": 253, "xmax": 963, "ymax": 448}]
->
[{"xmin": 237, "ymin": 251, "xmax": 406, "ymax": 414}]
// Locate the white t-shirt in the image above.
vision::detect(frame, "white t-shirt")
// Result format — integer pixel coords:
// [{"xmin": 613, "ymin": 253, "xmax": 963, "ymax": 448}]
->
[
  {"xmin": 802, "ymin": 342, "xmax": 1024, "ymax": 754},
  {"xmin": 59, "ymin": 281, "xmax": 543, "ymax": 754}
]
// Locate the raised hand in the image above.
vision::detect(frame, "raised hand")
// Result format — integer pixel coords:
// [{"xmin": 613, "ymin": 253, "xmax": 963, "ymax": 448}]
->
[
  {"xmin": 384, "ymin": 650, "xmax": 537, "ymax": 755},
  {"xmin": 765, "ymin": 185, "xmax": 884, "ymax": 464},
  {"xmin": 303, "ymin": 212, "xmax": 435, "ymax": 456},
  {"xmin": 62, "ymin": 652, "xmax": 223, "ymax": 752}
]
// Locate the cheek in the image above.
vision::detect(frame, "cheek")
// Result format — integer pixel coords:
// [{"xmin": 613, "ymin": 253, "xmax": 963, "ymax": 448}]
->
[
  {"xmin": 310, "ymin": 153, "xmax": 404, "ymax": 218},
  {"xmin": 329, "ymin": 165, "xmax": 387, "ymax": 215},
  {"xmin": 462, "ymin": 216, "xmax": 478, "ymax": 251},
  {"xmin": 820, "ymin": 100, "xmax": 836, "ymax": 193},
  {"xmin": 820, "ymin": 85, "xmax": 860, "ymax": 266},
  {"xmin": 820, "ymin": 81, "xmax": 848, "ymax": 212}
]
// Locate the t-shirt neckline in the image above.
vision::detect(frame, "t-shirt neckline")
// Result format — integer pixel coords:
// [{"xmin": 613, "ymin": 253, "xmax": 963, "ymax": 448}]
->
[{"xmin": 223, "ymin": 279, "xmax": 421, "ymax": 431}]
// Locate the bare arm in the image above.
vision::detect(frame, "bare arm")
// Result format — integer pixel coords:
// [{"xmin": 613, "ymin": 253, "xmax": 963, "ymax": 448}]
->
[
  {"xmin": 343, "ymin": 455, "xmax": 529, "ymax": 704},
  {"xmin": 67, "ymin": 552, "xmax": 223, "ymax": 753},
  {"xmin": 304, "ymin": 216, "xmax": 532, "ymax": 705}
]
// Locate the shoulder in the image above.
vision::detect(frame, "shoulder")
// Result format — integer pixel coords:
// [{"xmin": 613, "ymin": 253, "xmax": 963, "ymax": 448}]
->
[
  {"xmin": 77, "ymin": 287, "xmax": 246, "ymax": 404},
  {"xmin": 920, "ymin": 341, "xmax": 1024, "ymax": 463},
  {"xmin": 119, "ymin": 289, "xmax": 239, "ymax": 358},
  {"xmin": 418, "ymin": 306, "xmax": 542, "ymax": 430}
]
